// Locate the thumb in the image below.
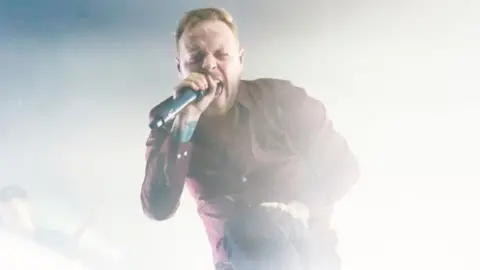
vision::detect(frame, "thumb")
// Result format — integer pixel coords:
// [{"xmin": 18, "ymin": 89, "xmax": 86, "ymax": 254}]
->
[{"xmin": 200, "ymin": 85, "xmax": 217, "ymax": 104}]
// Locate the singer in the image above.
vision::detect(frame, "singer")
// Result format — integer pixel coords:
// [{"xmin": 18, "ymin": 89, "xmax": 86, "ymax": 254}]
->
[{"xmin": 141, "ymin": 7, "xmax": 360, "ymax": 270}]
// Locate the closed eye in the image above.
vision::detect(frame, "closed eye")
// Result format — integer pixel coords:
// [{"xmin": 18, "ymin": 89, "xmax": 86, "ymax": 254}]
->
[
  {"xmin": 216, "ymin": 52, "xmax": 229, "ymax": 59},
  {"xmin": 188, "ymin": 54, "xmax": 204, "ymax": 63}
]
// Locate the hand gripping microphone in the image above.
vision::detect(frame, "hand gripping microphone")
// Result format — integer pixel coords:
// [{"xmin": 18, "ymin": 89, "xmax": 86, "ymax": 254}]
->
[{"xmin": 148, "ymin": 87, "xmax": 206, "ymax": 130}]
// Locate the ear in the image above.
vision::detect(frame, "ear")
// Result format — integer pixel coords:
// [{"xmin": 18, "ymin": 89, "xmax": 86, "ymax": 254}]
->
[
  {"xmin": 175, "ymin": 57, "xmax": 182, "ymax": 77},
  {"xmin": 239, "ymin": 48, "xmax": 245, "ymax": 65}
]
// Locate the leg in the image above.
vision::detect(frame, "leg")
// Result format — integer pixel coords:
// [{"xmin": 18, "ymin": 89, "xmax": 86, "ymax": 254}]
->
[
  {"xmin": 300, "ymin": 206, "xmax": 341, "ymax": 270},
  {"xmin": 222, "ymin": 205, "xmax": 306, "ymax": 270}
]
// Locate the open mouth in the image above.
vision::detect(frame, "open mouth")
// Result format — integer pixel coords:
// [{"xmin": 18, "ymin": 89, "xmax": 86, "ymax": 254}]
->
[{"xmin": 215, "ymin": 81, "xmax": 224, "ymax": 97}]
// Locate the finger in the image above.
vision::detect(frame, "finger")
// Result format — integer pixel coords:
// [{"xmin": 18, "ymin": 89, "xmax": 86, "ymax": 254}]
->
[
  {"xmin": 189, "ymin": 81, "xmax": 203, "ymax": 90},
  {"xmin": 187, "ymin": 74, "xmax": 208, "ymax": 90},
  {"xmin": 186, "ymin": 73, "xmax": 205, "ymax": 89},
  {"xmin": 197, "ymin": 74, "xmax": 209, "ymax": 90},
  {"xmin": 205, "ymin": 75, "xmax": 217, "ymax": 90},
  {"xmin": 178, "ymin": 80, "xmax": 201, "ymax": 91},
  {"xmin": 202, "ymin": 81, "xmax": 217, "ymax": 101}
]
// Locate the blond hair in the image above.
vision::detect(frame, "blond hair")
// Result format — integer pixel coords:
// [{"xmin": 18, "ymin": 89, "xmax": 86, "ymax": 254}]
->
[{"xmin": 175, "ymin": 7, "xmax": 237, "ymax": 48}]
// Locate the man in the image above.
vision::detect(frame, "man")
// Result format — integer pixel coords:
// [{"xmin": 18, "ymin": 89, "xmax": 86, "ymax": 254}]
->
[
  {"xmin": 0, "ymin": 185, "xmax": 78, "ymax": 258},
  {"xmin": 0, "ymin": 185, "xmax": 118, "ymax": 270},
  {"xmin": 141, "ymin": 7, "xmax": 359, "ymax": 270}
]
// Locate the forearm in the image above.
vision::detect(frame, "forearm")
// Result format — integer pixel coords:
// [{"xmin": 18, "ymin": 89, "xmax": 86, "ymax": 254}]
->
[
  {"xmin": 317, "ymin": 144, "xmax": 360, "ymax": 203},
  {"xmin": 307, "ymin": 129, "xmax": 360, "ymax": 204},
  {"xmin": 141, "ymin": 141, "xmax": 189, "ymax": 220},
  {"xmin": 141, "ymin": 114, "xmax": 199, "ymax": 220},
  {"xmin": 266, "ymin": 79, "xmax": 360, "ymax": 204}
]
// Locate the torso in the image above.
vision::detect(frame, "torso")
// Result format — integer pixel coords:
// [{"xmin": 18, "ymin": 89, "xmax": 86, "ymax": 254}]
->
[
  {"xmin": 187, "ymin": 80, "xmax": 308, "ymax": 206},
  {"xmin": 183, "ymin": 79, "xmax": 318, "ymax": 263}
]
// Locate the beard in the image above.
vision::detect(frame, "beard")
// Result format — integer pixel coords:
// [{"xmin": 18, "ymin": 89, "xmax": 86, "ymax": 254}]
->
[{"xmin": 205, "ymin": 79, "xmax": 239, "ymax": 116}]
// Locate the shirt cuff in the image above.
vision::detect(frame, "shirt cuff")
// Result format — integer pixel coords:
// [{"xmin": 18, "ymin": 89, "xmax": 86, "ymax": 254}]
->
[{"xmin": 173, "ymin": 141, "xmax": 193, "ymax": 162}]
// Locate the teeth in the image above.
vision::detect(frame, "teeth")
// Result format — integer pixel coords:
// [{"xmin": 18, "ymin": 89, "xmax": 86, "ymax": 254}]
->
[{"xmin": 215, "ymin": 84, "xmax": 223, "ymax": 96}]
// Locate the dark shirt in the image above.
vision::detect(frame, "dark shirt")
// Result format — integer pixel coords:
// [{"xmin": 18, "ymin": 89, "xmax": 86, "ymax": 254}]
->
[{"xmin": 141, "ymin": 78, "xmax": 359, "ymax": 263}]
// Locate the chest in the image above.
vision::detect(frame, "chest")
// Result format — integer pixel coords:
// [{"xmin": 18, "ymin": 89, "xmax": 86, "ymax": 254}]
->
[{"xmin": 188, "ymin": 104, "xmax": 296, "ymax": 195}]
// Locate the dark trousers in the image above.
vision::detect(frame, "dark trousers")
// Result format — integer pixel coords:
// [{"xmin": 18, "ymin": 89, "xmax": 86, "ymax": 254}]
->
[{"xmin": 217, "ymin": 203, "xmax": 340, "ymax": 270}]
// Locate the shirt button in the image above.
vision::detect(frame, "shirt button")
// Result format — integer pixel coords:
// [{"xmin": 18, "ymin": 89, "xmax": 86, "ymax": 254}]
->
[
  {"xmin": 184, "ymin": 151, "xmax": 188, "ymax": 156},
  {"xmin": 242, "ymin": 177, "xmax": 247, "ymax": 183},
  {"xmin": 176, "ymin": 154, "xmax": 182, "ymax": 159}
]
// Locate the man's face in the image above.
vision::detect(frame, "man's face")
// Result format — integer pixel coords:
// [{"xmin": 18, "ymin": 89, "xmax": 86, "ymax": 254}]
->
[{"xmin": 177, "ymin": 20, "xmax": 245, "ymax": 115}]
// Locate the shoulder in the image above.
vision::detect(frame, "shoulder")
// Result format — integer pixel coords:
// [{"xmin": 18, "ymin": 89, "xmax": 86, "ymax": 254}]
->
[
  {"xmin": 243, "ymin": 77, "xmax": 299, "ymax": 93},
  {"xmin": 241, "ymin": 78, "xmax": 314, "ymax": 107}
]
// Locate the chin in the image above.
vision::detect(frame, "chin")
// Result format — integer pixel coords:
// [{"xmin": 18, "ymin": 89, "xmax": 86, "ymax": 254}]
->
[
  {"xmin": 208, "ymin": 91, "xmax": 230, "ymax": 114},
  {"xmin": 206, "ymin": 104, "xmax": 229, "ymax": 116}
]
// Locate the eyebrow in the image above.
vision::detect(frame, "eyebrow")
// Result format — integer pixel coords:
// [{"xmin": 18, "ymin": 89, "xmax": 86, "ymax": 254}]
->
[
  {"xmin": 186, "ymin": 44, "xmax": 228, "ymax": 54},
  {"xmin": 184, "ymin": 43, "xmax": 200, "ymax": 51}
]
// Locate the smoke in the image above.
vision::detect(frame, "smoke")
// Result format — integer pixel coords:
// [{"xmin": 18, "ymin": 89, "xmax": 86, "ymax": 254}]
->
[{"xmin": 1, "ymin": 0, "xmax": 478, "ymax": 269}]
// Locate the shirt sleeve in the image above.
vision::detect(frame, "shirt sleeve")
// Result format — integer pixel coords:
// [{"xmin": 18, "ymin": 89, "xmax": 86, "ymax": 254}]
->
[
  {"xmin": 272, "ymin": 80, "xmax": 360, "ymax": 204},
  {"xmin": 140, "ymin": 109, "xmax": 193, "ymax": 221}
]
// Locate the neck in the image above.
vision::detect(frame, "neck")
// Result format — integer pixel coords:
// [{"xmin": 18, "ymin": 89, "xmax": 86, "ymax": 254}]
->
[
  {"xmin": 205, "ymin": 96, "xmax": 239, "ymax": 119},
  {"xmin": 198, "ymin": 100, "xmax": 238, "ymax": 136}
]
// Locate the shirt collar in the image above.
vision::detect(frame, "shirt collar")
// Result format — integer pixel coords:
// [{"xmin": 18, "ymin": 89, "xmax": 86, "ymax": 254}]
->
[{"xmin": 236, "ymin": 80, "xmax": 254, "ymax": 111}]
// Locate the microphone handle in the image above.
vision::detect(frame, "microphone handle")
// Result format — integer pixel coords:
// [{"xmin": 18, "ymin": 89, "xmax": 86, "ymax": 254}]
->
[{"xmin": 149, "ymin": 88, "xmax": 205, "ymax": 130}]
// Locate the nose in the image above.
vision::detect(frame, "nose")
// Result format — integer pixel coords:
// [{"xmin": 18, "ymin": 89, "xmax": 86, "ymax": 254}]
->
[{"xmin": 201, "ymin": 54, "xmax": 217, "ymax": 72}]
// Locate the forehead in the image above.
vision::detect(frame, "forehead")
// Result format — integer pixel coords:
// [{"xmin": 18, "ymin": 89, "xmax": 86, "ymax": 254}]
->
[{"xmin": 179, "ymin": 20, "xmax": 237, "ymax": 53}]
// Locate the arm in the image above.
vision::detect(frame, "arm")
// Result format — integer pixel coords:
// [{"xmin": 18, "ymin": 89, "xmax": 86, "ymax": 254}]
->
[
  {"xmin": 274, "ymin": 80, "xmax": 360, "ymax": 204},
  {"xmin": 140, "ymin": 108, "xmax": 198, "ymax": 221}
]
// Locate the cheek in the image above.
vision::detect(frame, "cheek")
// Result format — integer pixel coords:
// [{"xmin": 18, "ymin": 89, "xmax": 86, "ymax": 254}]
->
[
  {"xmin": 179, "ymin": 64, "xmax": 192, "ymax": 78},
  {"xmin": 220, "ymin": 62, "xmax": 239, "ymax": 78},
  {"xmin": 179, "ymin": 60, "xmax": 200, "ymax": 75}
]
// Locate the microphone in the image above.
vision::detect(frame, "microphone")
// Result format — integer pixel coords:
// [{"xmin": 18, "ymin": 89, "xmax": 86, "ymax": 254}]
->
[{"xmin": 149, "ymin": 87, "xmax": 207, "ymax": 130}]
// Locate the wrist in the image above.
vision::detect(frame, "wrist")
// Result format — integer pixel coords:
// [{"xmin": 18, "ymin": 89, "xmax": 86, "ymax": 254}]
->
[
  {"xmin": 173, "ymin": 114, "xmax": 200, "ymax": 143},
  {"xmin": 178, "ymin": 111, "xmax": 201, "ymax": 124}
]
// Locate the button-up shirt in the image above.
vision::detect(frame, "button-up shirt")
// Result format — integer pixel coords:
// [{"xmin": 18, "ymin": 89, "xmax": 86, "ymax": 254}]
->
[{"xmin": 141, "ymin": 78, "xmax": 359, "ymax": 264}]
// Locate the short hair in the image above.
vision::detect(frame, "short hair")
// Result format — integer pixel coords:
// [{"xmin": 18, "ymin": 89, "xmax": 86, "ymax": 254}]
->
[
  {"xmin": 175, "ymin": 7, "xmax": 237, "ymax": 48},
  {"xmin": 0, "ymin": 185, "xmax": 28, "ymax": 202}
]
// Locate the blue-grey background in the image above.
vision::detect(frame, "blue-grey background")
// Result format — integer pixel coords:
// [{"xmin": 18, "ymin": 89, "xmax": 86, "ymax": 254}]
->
[{"xmin": 1, "ymin": 1, "xmax": 478, "ymax": 269}]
